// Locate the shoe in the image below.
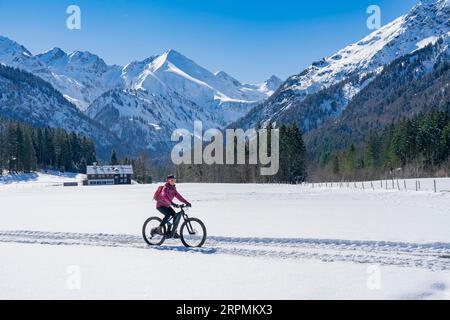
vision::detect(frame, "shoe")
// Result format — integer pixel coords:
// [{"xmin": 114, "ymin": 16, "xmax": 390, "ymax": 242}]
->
[
  {"xmin": 151, "ymin": 226, "xmax": 163, "ymax": 236},
  {"xmin": 164, "ymin": 230, "xmax": 173, "ymax": 238}
]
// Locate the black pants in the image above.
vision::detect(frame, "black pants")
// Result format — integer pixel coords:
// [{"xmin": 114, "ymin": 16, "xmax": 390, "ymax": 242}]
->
[{"xmin": 157, "ymin": 206, "xmax": 181, "ymax": 233}]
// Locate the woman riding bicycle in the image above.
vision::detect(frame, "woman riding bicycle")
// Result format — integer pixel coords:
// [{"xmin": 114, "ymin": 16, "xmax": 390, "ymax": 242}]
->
[{"xmin": 152, "ymin": 175, "xmax": 191, "ymax": 238}]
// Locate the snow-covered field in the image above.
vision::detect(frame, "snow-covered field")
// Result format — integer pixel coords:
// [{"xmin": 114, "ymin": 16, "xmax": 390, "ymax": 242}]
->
[
  {"xmin": 1, "ymin": 174, "xmax": 450, "ymax": 300},
  {"xmin": 0, "ymin": 171, "xmax": 83, "ymax": 188}
]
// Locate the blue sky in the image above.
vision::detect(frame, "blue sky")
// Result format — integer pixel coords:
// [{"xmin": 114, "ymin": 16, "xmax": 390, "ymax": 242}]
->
[{"xmin": 0, "ymin": 0, "xmax": 419, "ymax": 83}]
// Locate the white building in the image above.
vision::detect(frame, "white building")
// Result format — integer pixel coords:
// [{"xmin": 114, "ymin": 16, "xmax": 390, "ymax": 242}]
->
[{"xmin": 86, "ymin": 165, "xmax": 133, "ymax": 186}]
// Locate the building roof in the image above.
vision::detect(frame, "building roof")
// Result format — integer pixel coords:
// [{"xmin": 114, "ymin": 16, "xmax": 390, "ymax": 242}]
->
[{"xmin": 87, "ymin": 165, "xmax": 133, "ymax": 175}]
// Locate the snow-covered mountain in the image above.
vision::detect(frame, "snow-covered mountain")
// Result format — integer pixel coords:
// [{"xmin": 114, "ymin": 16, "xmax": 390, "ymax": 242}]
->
[
  {"xmin": 86, "ymin": 88, "xmax": 219, "ymax": 155},
  {"xmin": 35, "ymin": 48, "xmax": 123, "ymax": 110},
  {"xmin": 0, "ymin": 36, "xmax": 279, "ymax": 114},
  {"xmin": 235, "ymin": 0, "xmax": 450, "ymax": 129},
  {"xmin": 86, "ymin": 50, "xmax": 281, "ymax": 154},
  {"xmin": 0, "ymin": 36, "xmax": 280, "ymax": 155},
  {"xmin": 0, "ymin": 37, "xmax": 123, "ymax": 111},
  {"xmin": 306, "ymin": 37, "xmax": 450, "ymax": 155},
  {"xmin": 122, "ymin": 50, "xmax": 277, "ymax": 109},
  {"xmin": 0, "ymin": 36, "xmax": 45, "ymax": 71},
  {"xmin": 0, "ymin": 64, "xmax": 121, "ymax": 157}
]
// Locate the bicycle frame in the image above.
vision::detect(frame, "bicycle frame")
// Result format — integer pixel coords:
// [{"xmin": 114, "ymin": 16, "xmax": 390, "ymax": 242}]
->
[
  {"xmin": 174, "ymin": 207, "xmax": 197, "ymax": 235},
  {"xmin": 164, "ymin": 206, "xmax": 195, "ymax": 234},
  {"xmin": 166, "ymin": 207, "xmax": 187, "ymax": 223}
]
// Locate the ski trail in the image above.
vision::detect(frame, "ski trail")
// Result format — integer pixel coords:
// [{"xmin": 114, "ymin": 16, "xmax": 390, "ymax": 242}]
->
[{"xmin": 1, "ymin": 230, "xmax": 450, "ymax": 271}]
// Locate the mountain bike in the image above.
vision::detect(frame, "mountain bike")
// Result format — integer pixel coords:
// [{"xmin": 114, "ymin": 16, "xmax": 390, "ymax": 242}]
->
[{"xmin": 142, "ymin": 205, "xmax": 207, "ymax": 248}]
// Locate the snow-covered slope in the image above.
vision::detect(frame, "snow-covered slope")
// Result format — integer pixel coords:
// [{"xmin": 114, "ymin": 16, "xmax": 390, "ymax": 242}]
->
[
  {"xmin": 236, "ymin": 0, "xmax": 450, "ymax": 129},
  {"xmin": 0, "ymin": 36, "xmax": 45, "ymax": 71},
  {"xmin": 0, "ymin": 64, "xmax": 120, "ymax": 156},
  {"xmin": 123, "ymin": 50, "xmax": 277, "ymax": 105},
  {"xmin": 35, "ymin": 48, "xmax": 123, "ymax": 110},
  {"xmin": 0, "ymin": 38, "xmax": 123, "ymax": 111},
  {"xmin": 86, "ymin": 51, "xmax": 281, "ymax": 153},
  {"xmin": 86, "ymin": 88, "xmax": 219, "ymax": 155}
]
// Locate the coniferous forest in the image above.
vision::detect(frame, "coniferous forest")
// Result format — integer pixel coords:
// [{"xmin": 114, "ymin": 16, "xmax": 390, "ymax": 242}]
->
[
  {"xmin": 0, "ymin": 117, "xmax": 97, "ymax": 174},
  {"xmin": 176, "ymin": 124, "xmax": 308, "ymax": 183},
  {"xmin": 1, "ymin": 109, "xmax": 448, "ymax": 183},
  {"xmin": 313, "ymin": 110, "xmax": 450, "ymax": 181}
]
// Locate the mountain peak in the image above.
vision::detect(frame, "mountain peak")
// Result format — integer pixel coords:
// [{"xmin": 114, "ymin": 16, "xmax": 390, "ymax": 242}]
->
[
  {"xmin": 37, "ymin": 47, "xmax": 67, "ymax": 63},
  {"xmin": 215, "ymin": 71, "xmax": 241, "ymax": 85},
  {"xmin": 46, "ymin": 47, "xmax": 66, "ymax": 55},
  {"xmin": 266, "ymin": 75, "xmax": 282, "ymax": 83},
  {"xmin": 66, "ymin": 50, "xmax": 110, "ymax": 72},
  {"xmin": 0, "ymin": 35, "xmax": 32, "ymax": 57},
  {"xmin": 258, "ymin": 75, "xmax": 283, "ymax": 94},
  {"xmin": 155, "ymin": 49, "xmax": 200, "ymax": 71},
  {"xmin": 68, "ymin": 50, "xmax": 100, "ymax": 60},
  {"xmin": 163, "ymin": 49, "xmax": 189, "ymax": 61}
]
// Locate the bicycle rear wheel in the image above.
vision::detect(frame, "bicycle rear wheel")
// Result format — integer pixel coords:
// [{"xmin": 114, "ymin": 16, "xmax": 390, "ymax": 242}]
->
[
  {"xmin": 143, "ymin": 217, "xmax": 166, "ymax": 246},
  {"xmin": 180, "ymin": 218, "xmax": 207, "ymax": 248}
]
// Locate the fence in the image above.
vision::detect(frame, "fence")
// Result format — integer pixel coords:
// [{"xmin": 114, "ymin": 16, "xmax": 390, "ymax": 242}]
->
[{"xmin": 304, "ymin": 177, "xmax": 450, "ymax": 193}]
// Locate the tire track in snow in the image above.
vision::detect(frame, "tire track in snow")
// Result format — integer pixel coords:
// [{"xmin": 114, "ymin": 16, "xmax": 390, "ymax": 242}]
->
[{"xmin": 1, "ymin": 230, "xmax": 450, "ymax": 271}]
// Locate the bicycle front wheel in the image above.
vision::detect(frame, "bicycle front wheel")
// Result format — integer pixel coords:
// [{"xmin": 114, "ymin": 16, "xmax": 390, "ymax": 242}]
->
[
  {"xmin": 180, "ymin": 218, "xmax": 207, "ymax": 248},
  {"xmin": 143, "ymin": 217, "xmax": 166, "ymax": 246}
]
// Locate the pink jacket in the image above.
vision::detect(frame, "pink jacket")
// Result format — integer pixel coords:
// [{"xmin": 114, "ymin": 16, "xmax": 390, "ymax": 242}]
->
[{"xmin": 156, "ymin": 182, "xmax": 190, "ymax": 208}]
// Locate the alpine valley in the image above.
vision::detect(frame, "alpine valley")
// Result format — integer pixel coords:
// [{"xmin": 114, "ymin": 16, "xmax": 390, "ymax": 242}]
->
[
  {"xmin": 0, "ymin": 36, "xmax": 281, "ymax": 159},
  {"xmin": 0, "ymin": 0, "xmax": 449, "ymax": 162}
]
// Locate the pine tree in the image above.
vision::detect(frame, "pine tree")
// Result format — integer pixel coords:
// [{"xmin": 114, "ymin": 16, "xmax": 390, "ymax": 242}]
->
[
  {"xmin": 286, "ymin": 124, "xmax": 307, "ymax": 183},
  {"xmin": 69, "ymin": 132, "xmax": 81, "ymax": 169},
  {"xmin": 15, "ymin": 124, "xmax": 26, "ymax": 171},
  {"xmin": 110, "ymin": 149, "xmax": 119, "ymax": 165},
  {"xmin": 364, "ymin": 131, "xmax": 381, "ymax": 170},
  {"xmin": 440, "ymin": 122, "xmax": 450, "ymax": 162},
  {"xmin": 79, "ymin": 157, "xmax": 87, "ymax": 174},
  {"xmin": 345, "ymin": 144, "xmax": 356, "ymax": 175},
  {"xmin": 4, "ymin": 122, "xmax": 17, "ymax": 172},
  {"xmin": 0, "ymin": 119, "xmax": 4, "ymax": 174},
  {"xmin": 277, "ymin": 125, "xmax": 289, "ymax": 182},
  {"xmin": 81, "ymin": 137, "xmax": 97, "ymax": 165},
  {"xmin": 332, "ymin": 155, "xmax": 340, "ymax": 176},
  {"xmin": 21, "ymin": 126, "xmax": 37, "ymax": 173},
  {"xmin": 43, "ymin": 128, "xmax": 55, "ymax": 168},
  {"xmin": 122, "ymin": 157, "xmax": 131, "ymax": 165}
]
